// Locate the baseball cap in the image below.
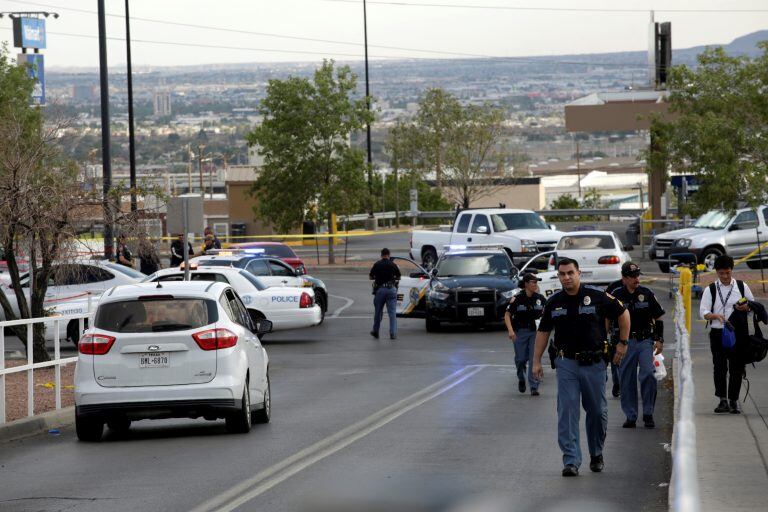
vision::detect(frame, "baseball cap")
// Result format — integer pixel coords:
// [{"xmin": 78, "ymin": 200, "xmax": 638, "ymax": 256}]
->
[
  {"xmin": 521, "ymin": 272, "xmax": 542, "ymax": 283},
  {"xmin": 621, "ymin": 261, "xmax": 642, "ymax": 277}
]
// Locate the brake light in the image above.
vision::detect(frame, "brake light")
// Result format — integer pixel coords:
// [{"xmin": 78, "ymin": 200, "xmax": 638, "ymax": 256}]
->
[
  {"xmin": 299, "ymin": 292, "xmax": 313, "ymax": 308},
  {"xmin": 192, "ymin": 328, "xmax": 238, "ymax": 350},
  {"xmin": 79, "ymin": 334, "xmax": 116, "ymax": 355},
  {"xmin": 598, "ymin": 256, "xmax": 621, "ymax": 265}
]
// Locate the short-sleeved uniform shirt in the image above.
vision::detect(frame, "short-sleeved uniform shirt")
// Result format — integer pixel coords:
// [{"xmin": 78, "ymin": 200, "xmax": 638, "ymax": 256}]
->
[
  {"xmin": 538, "ymin": 284, "xmax": 626, "ymax": 352},
  {"xmin": 505, "ymin": 291, "xmax": 546, "ymax": 331},
  {"xmin": 610, "ymin": 284, "xmax": 665, "ymax": 337},
  {"xmin": 369, "ymin": 258, "xmax": 401, "ymax": 287}
]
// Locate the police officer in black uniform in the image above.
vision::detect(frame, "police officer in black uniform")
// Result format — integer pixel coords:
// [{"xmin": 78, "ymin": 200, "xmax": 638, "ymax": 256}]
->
[
  {"xmin": 533, "ymin": 257, "xmax": 630, "ymax": 477},
  {"xmin": 605, "ymin": 278, "xmax": 626, "ymax": 398},
  {"xmin": 610, "ymin": 262, "xmax": 665, "ymax": 429},
  {"xmin": 369, "ymin": 248, "xmax": 401, "ymax": 340},
  {"xmin": 504, "ymin": 273, "xmax": 546, "ymax": 395}
]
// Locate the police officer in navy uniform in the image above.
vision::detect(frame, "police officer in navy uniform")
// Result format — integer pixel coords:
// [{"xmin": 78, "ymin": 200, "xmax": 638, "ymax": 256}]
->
[
  {"xmin": 605, "ymin": 278, "xmax": 625, "ymax": 398},
  {"xmin": 611, "ymin": 262, "xmax": 665, "ymax": 428},
  {"xmin": 504, "ymin": 273, "xmax": 546, "ymax": 396},
  {"xmin": 533, "ymin": 257, "xmax": 630, "ymax": 477},
  {"xmin": 369, "ymin": 248, "xmax": 401, "ymax": 340}
]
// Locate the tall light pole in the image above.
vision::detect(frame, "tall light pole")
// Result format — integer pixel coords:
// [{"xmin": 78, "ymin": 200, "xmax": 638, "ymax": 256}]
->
[
  {"xmin": 125, "ymin": 0, "xmax": 137, "ymax": 213},
  {"xmin": 97, "ymin": 0, "xmax": 114, "ymax": 259},
  {"xmin": 363, "ymin": 0, "xmax": 373, "ymax": 217}
]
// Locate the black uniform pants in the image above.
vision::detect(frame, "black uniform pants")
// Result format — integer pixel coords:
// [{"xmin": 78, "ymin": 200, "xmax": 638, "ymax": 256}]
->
[{"xmin": 709, "ymin": 328, "xmax": 745, "ymax": 401}]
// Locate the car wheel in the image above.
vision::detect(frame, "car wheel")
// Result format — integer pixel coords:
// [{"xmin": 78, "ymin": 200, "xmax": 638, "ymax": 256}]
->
[
  {"xmin": 422, "ymin": 248, "xmax": 438, "ymax": 269},
  {"xmin": 315, "ymin": 292, "xmax": 326, "ymax": 325},
  {"xmin": 701, "ymin": 248, "xmax": 723, "ymax": 271},
  {"xmin": 426, "ymin": 315, "xmax": 441, "ymax": 333},
  {"xmin": 67, "ymin": 319, "xmax": 89, "ymax": 346},
  {"xmin": 226, "ymin": 381, "xmax": 252, "ymax": 434},
  {"xmin": 252, "ymin": 371, "xmax": 271, "ymax": 424},
  {"xmin": 107, "ymin": 417, "xmax": 131, "ymax": 434},
  {"xmin": 746, "ymin": 259, "xmax": 766, "ymax": 270},
  {"xmin": 657, "ymin": 262, "xmax": 670, "ymax": 273},
  {"xmin": 76, "ymin": 413, "xmax": 104, "ymax": 442}
]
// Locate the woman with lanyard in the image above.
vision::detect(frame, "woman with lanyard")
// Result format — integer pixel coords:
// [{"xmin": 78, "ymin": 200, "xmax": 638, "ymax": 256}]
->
[
  {"xmin": 700, "ymin": 254, "xmax": 754, "ymax": 414},
  {"xmin": 505, "ymin": 272, "xmax": 546, "ymax": 396}
]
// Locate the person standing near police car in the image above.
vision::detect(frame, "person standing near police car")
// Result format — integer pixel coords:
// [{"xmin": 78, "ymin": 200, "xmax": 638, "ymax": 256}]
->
[
  {"xmin": 369, "ymin": 248, "xmax": 401, "ymax": 340},
  {"xmin": 505, "ymin": 273, "xmax": 546, "ymax": 396},
  {"xmin": 610, "ymin": 262, "xmax": 665, "ymax": 428},
  {"xmin": 700, "ymin": 254, "xmax": 753, "ymax": 414},
  {"xmin": 533, "ymin": 257, "xmax": 630, "ymax": 477}
]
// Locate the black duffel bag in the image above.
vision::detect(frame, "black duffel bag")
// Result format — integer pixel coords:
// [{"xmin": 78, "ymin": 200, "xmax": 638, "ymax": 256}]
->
[{"xmin": 743, "ymin": 315, "xmax": 768, "ymax": 365}]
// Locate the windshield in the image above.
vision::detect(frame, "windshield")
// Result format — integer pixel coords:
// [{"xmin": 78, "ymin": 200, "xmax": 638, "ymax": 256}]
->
[
  {"xmin": 95, "ymin": 298, "xmax": 218, "ymax": 333},
  {"xmin": 104, "ymin": 262, "xmax": 147, "ymax": 279},
  {"xmin": 436, "ymin": 253, "xmax": 513, "ymax": 277},
  {"xmin": 242, "ymin": 245, "xmax": 297, "ymax": 258},
  {"xmin": 238, "ymin": 270, "xmax": 267, "ymax": 291},
  {"xmin": 149, "ymin": 273, "xmax": 231, "ymax": 284},
  {"xmin": 693, "ymin": 210, "xmax": 731, "ymax": 230},
  {"xmin": 557, "ymin": 235, "xmax": 615, "ymax": 250},
  {"xmin": 491, "ymin": 213, "xmax": 549, "ymax": 231}
]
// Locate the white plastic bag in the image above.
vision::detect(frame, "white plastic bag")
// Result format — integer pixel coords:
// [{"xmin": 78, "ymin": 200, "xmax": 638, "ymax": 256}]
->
[{"xmin": 653, "ymin": 353, "xmax": 667, "ymax": 381}]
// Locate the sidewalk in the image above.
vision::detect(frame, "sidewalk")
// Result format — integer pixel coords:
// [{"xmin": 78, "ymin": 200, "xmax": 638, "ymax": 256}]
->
[{"xmin": 689, "ymin": 314, "xmax": 768, "ymax": 511}]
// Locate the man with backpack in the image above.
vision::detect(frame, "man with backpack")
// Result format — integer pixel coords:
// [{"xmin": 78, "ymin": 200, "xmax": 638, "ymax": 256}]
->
[{"xmin": 699, "ymin": 254, "xmax": 754, "ymax": 414}]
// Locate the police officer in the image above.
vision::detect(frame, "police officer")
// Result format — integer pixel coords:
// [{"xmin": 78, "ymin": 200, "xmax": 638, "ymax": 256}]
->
[
  {"xmin": 605, "ymin": 278, "xmax": 625, "ymax": 398},
  {"xmin": 611, "ymin": 262, "xmax": 665, "ymax": 428},
  {"xmin": 369, "ymin": 248, "xmax": 401, "ymax": 340},
  {"xmin": 504, "ymin": 273, "xmax": 546, "ymax": 396},
  {"xmin": 533, "ymin": 257, "xmax": 630, "ymax": 477}
]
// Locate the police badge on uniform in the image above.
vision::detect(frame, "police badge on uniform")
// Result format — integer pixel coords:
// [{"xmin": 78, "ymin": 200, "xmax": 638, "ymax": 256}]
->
[
  {"xmin": 583, "ymin": 295, "xmax": 591, "ymax": 306},
  {"xmin": 638, "ymin": 294, "xmax": 644, "ymax": 302},
  {"xmin": 536, "ymin": 299, "xmax": 541, "ymax": 305}
]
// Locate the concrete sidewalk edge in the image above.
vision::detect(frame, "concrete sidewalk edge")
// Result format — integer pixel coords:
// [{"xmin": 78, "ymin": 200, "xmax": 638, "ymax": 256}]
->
[
  {"xmin": 0, "ymin": 406, "xmax": 74, "ymax": 444},
  {"xmin": 668, "ymin": 356, "xmax": 679, "ymax": 511}
]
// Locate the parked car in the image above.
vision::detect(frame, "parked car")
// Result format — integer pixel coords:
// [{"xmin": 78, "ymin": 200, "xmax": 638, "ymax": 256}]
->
[
  {"xmin": 143, "ymin": 266, "xmax": 322, "ymax": 331},
  {"xmin": 74, "ymin": 281, "xmax": 271, "ymax": 441},
  {"xmin": 553, "ymin": 231, "xmax": 631, "ymax": 284},
  {"xmin": 650, "ymin": 206, "xmax": 768, "ymax": 272},
  {"xmin": 230, "ymin": 242, "xmax": 306, "ymax": 274},
  {"xmin": 190, "ymin": 252, "xmax": 328, "ymax": 319},
  {"xmin": 409, "ymin": 208, "xmax": 563, "ymax": 268}
]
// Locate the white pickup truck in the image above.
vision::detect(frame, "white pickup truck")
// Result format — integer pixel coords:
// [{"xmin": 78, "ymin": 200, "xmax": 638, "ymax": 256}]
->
[{"xmin": 409, "ymin": 208, "xmax": 565, "ymax": 268}]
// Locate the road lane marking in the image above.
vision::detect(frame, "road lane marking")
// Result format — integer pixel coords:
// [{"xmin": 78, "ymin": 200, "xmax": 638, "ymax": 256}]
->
[
  {"xmin": 329, "ymin": 294, "xmax": 354, "ymax": 318},
  {"xmin": 191, "ymin": 365, "xmax": 489, "ymax": 512}
]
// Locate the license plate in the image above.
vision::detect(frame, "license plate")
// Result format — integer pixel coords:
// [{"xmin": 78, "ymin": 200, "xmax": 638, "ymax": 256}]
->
[
  {"xmin": 139, "ymin": 352, "xmax": 169, "ymax": 368},
  {"xmin": 656, "ymin": 250, "xmax": 665, "ymax": 258},
  {"xmin": 467, "ymin": 307, "xmax": 484, "ymax": 317}
]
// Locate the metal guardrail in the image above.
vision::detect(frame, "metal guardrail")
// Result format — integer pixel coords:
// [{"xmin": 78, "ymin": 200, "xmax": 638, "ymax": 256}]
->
[
  {"xmin": 670, "ymin": 278, "xmax": 700, "ymax": 512},
  {"xmin": 340, "ymin": 208, "xmax": 660, "ymax": 223},
  {"xmin": 0, "ymin": 312, "xmax": 93, "ymax": 424}
]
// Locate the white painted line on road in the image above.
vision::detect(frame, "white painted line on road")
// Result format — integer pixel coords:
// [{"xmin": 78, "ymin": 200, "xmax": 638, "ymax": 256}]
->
[
  {"xmin": 324, "ymin": 316, "xmax": 370, "ymax": 320},
  {"xmin": 191, "ymin": 365, "xmax": 488, "ymax": 512},
  {"xmin": 329, "ymin": 294, "xmax": 355, "ymax": 318}
]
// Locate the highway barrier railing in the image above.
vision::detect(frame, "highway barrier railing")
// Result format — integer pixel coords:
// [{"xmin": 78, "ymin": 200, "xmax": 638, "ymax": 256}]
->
[
  {"xmin": 670, "ymin": 267, "xmax": 700, "ymax": 512},
  {"xmin": 0, "ymin": 311, "xmax": 93, "ymax": 424}
]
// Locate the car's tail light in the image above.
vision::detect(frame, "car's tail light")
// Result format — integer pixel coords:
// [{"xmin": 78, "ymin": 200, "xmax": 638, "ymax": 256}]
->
[
  {"xmin": 598, "ymin": 256, "xmax": 621, "ymax": 265},
  {"xmin": 79, "ymin": 334, "xmax": 116, "ymax": 355},
  {"xmin": 299, "ymin": 292, "xmax": 313, "ymax": 308},
  {"xmin": 192, "ymin": 328, "xmax": 238, "ymax": 350},
  {"xmin": 548, "ymin": 255, "xmax": 556, "ymax": 267}
]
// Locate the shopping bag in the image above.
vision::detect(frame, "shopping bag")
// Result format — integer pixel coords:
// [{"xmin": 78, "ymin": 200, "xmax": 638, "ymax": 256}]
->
[{"xmin": 653, "ymin": 353, "xmax": 667, "ymax": 381}]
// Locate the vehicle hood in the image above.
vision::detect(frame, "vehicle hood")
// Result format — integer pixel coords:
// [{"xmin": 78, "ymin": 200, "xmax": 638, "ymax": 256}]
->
[
  {"xmin": 655, "ymin": 228, "xmax": 717, "ymax": 240},
  {"xmin": 496, "ymin": 229, "xmax": 564, "ymax": 241},
  {"xmin": 432, "ymin": 275, "xmax": 516, "ymax": 290}
]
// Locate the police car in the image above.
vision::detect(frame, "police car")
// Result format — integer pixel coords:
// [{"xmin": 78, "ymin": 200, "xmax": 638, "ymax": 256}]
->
[
  {"xmin": 190, "ymin": 250, "xmax": 328, "ymax": 320},
  {"xmin": 143, "ymin": 266, "xmax": 322, "ymax": 332}
]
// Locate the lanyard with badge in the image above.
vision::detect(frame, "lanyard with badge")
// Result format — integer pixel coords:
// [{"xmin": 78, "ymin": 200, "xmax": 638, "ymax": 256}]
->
[{"xmin": 716, "ymin": 282, "xmax": 735, "ymax": 313}]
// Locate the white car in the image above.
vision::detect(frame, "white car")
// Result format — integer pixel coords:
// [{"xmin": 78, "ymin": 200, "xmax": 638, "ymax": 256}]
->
[
  {"xmin": 74, "ymin": 281, "xmax": 271, "ymax": 441},
  {"xmin": 143, "ymin": 266, "xmax": 322, "ymax": 331},
  {"xmin": 554, "ymin": 231, "xmax": 631, "ymax": 284}
]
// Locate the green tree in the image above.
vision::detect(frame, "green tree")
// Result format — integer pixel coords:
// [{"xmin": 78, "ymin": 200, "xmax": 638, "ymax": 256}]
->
[
  {"xmin": 417, "ymin": 88, "xmax": 462, "ymax": 189},
  {"xmin": 651, "ymin": 43, "xmax": 768, "ymax": 214},
  {"xmin": 247, "ymin": 60, "xmax": 373, "ymax": 263}
]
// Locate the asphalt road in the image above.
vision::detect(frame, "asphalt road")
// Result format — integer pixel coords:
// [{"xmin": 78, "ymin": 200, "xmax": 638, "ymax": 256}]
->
[{"xmin": 0, "ymin": 271, "xmax": 673, "ymax": 512}]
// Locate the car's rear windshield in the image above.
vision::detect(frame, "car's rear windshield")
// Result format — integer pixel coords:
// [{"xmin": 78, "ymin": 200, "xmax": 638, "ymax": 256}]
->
[
  {"xmin": 436, "ymin": 253, "xmax": 513, "ymax": 277},
  {"xmin": 104, "ymin": 262, "xmax": 147, "ymax": 279},
  {"xmin": 95, "ymin": 298, "xmax": 218, "ymax": 333},
  {"xmin": 152, "ymin": 273, "xmax": 231, "ymax": 284},
  {"xmin": 195, "ymin": 259, "xmax": 239, "ymax": 268},
  {"xmin": 238, "ymin": 270, "xmax": 267, "ymax": 290},
  {"xmin": 491, "ymin": 213, "xmax": 549, "ymax": 231},
  {"xmin": 557, "ymin": 235, "xmax": 615, "ymax": 250},
  {"xmin": 244, "ymin": 245, "xmax": 296, "ymax": 258}
]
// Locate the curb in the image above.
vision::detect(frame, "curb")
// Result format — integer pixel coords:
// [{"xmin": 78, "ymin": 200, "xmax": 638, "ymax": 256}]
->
[
  {"xmin": 0, "ymin": 406, "xmax": 75, "ymax": 444},
  {"xmin": 306, "ymin": 266, "xmax": 370, "ymax": 274}
]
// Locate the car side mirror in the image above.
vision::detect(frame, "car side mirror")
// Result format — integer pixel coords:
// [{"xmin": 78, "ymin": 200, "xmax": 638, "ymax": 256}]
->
[
  {"xmin": 254, "ymin": 319, "xmax": 273, "ymax": 336},
  {"xmin": 409, "ymin": 271, "xmax": 428, "ymax": 279},
  {"xmin": 728, "ymin": 224, "xmax": 740, "ymax": 231},
  {"xmin": 549, "ymin": 224, "xmax": 557, "ymax": 231},
  {"xmin": 476, "ymin": 225, "xmax": 489, "ymax": 234}
]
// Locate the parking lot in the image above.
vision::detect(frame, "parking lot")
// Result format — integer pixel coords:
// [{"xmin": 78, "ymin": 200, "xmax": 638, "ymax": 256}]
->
[{"xmin": 0, "ymin": 269, "xmax": 673, "ymax": 512}]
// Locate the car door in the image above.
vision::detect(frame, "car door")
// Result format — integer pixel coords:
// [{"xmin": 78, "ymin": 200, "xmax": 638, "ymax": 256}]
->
[
  {"xmin": 725, "ymin": 210, "xmax": 760, "ymax": 258},
  {"xmin": 391, "ymin": 257, "xmax": 431, "ymax": 317},
  {"xmin": 518, "ymin": 251, "xmax": 560, "ymax": 298},
  {"xmin": 245, "ymin": 259, "xmax": 282, "ymax": 287},
  {"xmin": 467, "ymin": 214, "xmax": 492, "ymax": 244},
  {"xmin": 265, "ymin": 259, "xmax": 302, "ymax": 288},
  {"xmin": 226, "ymin": 288, "xmax": 266, "ymax": 397},
  {"xmin": 451, "ymin": 213, "xmax": 473, "ymax": 246}
]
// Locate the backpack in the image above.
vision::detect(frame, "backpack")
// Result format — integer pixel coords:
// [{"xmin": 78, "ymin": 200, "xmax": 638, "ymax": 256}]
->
[{"xmin": 744, "ymin": 315, "xmax": 768, "ymax": 365}]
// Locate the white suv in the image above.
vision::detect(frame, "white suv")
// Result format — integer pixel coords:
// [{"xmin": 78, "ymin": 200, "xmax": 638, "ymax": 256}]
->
[{"xmin": 74, "ymin": 281, "xmax": 271, "ymax": 441}]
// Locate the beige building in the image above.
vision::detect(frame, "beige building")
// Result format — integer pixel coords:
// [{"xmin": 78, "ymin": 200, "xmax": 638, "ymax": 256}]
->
[{"xmin": 439, "ymin": 177, "xmax": 546, "ymax": 210}]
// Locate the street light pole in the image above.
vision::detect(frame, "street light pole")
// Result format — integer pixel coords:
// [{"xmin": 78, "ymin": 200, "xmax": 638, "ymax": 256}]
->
[
  {"xmin": 363, "ymin": 0, "xmax": 373, "ymax": 216},
  {"xmin": 97, "ymin": 0, "xmax": 114, "ymax": 259},
  {"xmin": 125, "ymin": 0, "xmax": 137, "ymax": 213}
]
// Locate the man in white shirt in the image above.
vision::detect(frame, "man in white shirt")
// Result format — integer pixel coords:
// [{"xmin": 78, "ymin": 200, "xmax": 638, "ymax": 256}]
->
[{"xmin": 699, "ymin": 254, "xmax": 754, "ymax": 414}]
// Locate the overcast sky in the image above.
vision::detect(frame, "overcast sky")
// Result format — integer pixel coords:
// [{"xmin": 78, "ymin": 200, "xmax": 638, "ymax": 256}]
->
[{"xmin": 1, "ymin": 0, "xmax": 766, "ymax": 69}]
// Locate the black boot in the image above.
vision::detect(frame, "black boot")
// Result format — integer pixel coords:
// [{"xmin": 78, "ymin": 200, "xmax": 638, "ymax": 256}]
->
[
  {"xmin": 729, "ymin": 400, "xmax": 741, "ymax": 414},
  {"xmin": 643, "ymin": 415, "xmax": 655, "ymax": 428},
  {"xmin": 562, "ymin": 464, "xmax": 579, "ymax": 477},
  {"xmin": 518, "ymin": 379, "xmax": 526, "ymax": 393},
  {"xmin": 612, "ymin": 381, "xmax": 620, "ymax": 398},
  {"xmin": 714, "ymin": 399, "xmax": 730, "ymax": 414},
  {"xmin": 589, "ymin": 455, "xmax": 604, "ymax": 473}
]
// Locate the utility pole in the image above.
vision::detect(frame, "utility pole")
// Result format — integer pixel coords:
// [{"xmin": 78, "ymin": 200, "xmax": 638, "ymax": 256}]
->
[
  {"xmin": 97, "ymin": 0, "xmax": 113, "ymax": 259},
  {"xmin": 125, "ymin": 0, "xmax": 137, "ymax": 213},
  {"xmin": 197, "ymin": 144, "xmax": 205, "ymax": 198},
  {"xmin": 575, "ymin": 138, "xmax": 582, "ymax": 198},
  {"xmin": 363, "ymin": 0, "xmax": 374, "ymax": 218},
  {"xmin": 186, "ymin": 144, "xmax": 192, "ymax": 195}
]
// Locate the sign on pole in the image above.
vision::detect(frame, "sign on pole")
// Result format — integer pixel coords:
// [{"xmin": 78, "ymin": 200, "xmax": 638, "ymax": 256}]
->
[
  {"xmin": 17, "ymin": 54, "xmax": 45, "ymax": 105},
  {"xmin": 12, "ymin": 17, "xmax": 47, "ymax": 49},
  {"xmin": 409, "ymin": 188, "xmax": 419, "ymax": 216},
  {"xmin": 166, "ymin": 195, "xmax": 204, "ymax": 236}
]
